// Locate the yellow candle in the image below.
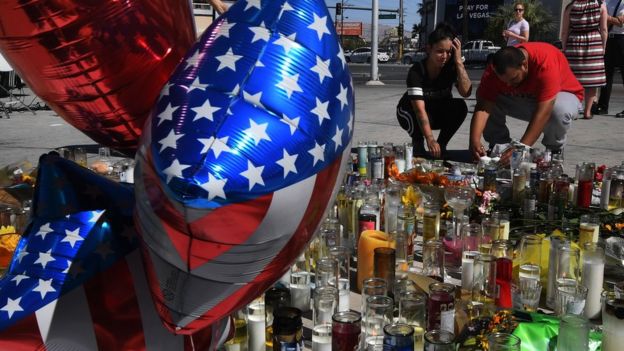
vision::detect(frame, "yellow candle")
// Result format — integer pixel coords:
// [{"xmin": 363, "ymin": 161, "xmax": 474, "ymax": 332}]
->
[{"xmin": 357, "ymin": 230, "xmax": 394, "ymax": 292}]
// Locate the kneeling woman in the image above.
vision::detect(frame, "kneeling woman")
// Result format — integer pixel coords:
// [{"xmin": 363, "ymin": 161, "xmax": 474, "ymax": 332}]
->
[{"xmin": 396, "ymin": 23, "xmax": 472, "ymax": 158}]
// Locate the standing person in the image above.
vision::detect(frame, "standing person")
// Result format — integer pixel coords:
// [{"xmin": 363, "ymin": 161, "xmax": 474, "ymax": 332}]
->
[
  {"xmin": 469, "ymin": 44, "xmax": 584, "ymax": 164},
  {"xmin": 561, "ymin": 0, "xmax": 608, "ymax": 119},
  {"xmin": 503, "ymin": 2, "xmax": 530, "ymax": 46},
  {"xmin": 396, "ymin": 23, "xmax": 472, "ymax": 159},
  {"xmin": 592, "ymin": 0, "xmax": 624, "ymax": 117}
]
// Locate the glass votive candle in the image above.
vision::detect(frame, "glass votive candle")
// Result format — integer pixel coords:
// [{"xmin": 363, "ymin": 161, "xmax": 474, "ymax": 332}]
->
[
  {"xmin": 487, "ymin": 332, "xmax": 521, "ymax": 351},
  {"xmin": 427, "ymin": 283, "xmax": 455, "ymax": 333},
  {"xmin": 374, "ymin": 247, "xmax": 396, "ymax": 298},
  {"xmin": 423, "ymin": 201, "xmax": 440, "ymax": 242},
  {"xmin": 422, "ymin": 239, "xmax": 445, "ymax": 282},
  {"xmin": 361, "ymin": 277, "xmax": 387, "ymax": 317},
  {"xmin": 602, "ymin": 298, "xmax": 624, "ymax": 351},
  {"xmin": 424, "ymin": 329, "xmax": 455, "ymax": 351},
  {"xmin": 313, "ymin": 286, "xmax": 338, "ymax": 326},
  {"xmin": 556, "ymin": 314, "xmax": 589, "ymax": 351},
  {"xmin": 383, "ymin": 323, "xmax": 414, "ymax": 351},
  {"xmin": 332, "ymin": 311, "xmax": 361, "ymax": 351},
  {"xmin": 579, "ymin": 214, "xmax": 600, "ymax": 248}
]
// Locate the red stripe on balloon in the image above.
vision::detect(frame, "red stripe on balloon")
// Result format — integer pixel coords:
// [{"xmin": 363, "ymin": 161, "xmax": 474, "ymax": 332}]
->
[
  {"xmin": 179, "ymin": 154, "xmax": 343, "ymax": 333},
  {"xmin": 0, "ymin": 312, "xmax": 44, "ymax": 350},
  {"xmin": 83, "ymin": 258, "xmax": 146, "ymax": 350}
]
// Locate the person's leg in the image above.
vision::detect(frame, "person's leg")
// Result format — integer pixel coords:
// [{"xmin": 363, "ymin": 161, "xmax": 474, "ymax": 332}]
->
[
  {"xmin": 429, "ymin": 98, "xmax": 467, "ymax": 152},
  {"xmin": 597, "ymin": 38, "xmax": 616, "ymax": 112},
  {"xmin": 396, "ymin": 104, "xmax": 426, "ymax": 155},
  {"xmin": 584, "ymin": 87, "xmax": 597, "ymax": 118},
  {"xmin": 541, "ymin": 92, "xmax": 577, "ymax": 151},
  {"xmin": 483, "ymin": 95, "xmax": 535, "ymax": 148}
]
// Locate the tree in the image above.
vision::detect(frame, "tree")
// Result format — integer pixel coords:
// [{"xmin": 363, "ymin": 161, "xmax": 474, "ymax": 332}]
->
[{"xmin": 484, "ymin": 0, "xmax": 556, "ymax": 46}]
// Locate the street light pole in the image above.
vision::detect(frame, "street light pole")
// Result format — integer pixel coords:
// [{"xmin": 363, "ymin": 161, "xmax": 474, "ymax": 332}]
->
[
  {"xmin": 340, "ymin": 0, "xmax": 345, "ymax": 47},
  {"xmin": 398, "ymin": 0, "xmax": 404, "ymax": 63},
  {"xmin": 366, "ymin": 0, "xmax": 384, "ymax": 85}
]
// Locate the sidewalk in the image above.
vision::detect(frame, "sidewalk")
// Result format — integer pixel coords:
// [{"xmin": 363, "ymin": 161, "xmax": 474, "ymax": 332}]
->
[{"xmin": 1, "ymin": 81, "xmax": 623, "ymax": 176}]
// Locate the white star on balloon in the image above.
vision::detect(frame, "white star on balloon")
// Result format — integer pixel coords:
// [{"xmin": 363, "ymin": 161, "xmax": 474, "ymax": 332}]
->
[
  {"xmin": 240, "ymin": 160, "xmax": 265, "ymax": 190},
  {"xmin": 189, "ymin": 76, "xmax": 209, "ymax": 93},
  {"xmin": 281, "ymin": 114, "xmax": 300, "ymax": 135},
  {"xmin": 216, "ymin": 48, "xmax": 243, "ymax": 72},
  {"xmin": 200, "ymin": 173, "xmax": 228, "ymax": 200},
  {"xmin": 308, "ymin": 13, "xmax": 331, "ymax": 40},
  {"xmin": 338, "ymin": 46, "xmax": 347, "ymax": 68},
  {"xmin": 333, "ymin": 126, "xmax": 344, "ymax": 151},
  {"xmin": 34, "ymin": 249, "xmax": 55, "ymax": 269},
  {"xmin": 244, "ymin": 119, "xmax": 272, "ymax": 146},
  {"xmin": 162, "ymin": 159, "xmax": 191, "ymax": 183},
  {"xmin": 279, "ymin": 1, "xmax": 294, "ymax": 19},
  {"xmin": 161, "ymin": 82, "xmax": 175, "ymax": 98},
  {"xmin": 33, "ymin": 278, "xmax": 56, "ymax": 299},
  {"xmin": 11, "ymin": 274, "xmax": 28, "ymax": 287},
  {"xmin": 249, "ymin": 25, "xmax": 271, "ymax": 43},
  {"xmin": 184, "ymin": 49, "xmax": 203, "ymax": 70},
  {"xmin": 311, "ymin": 98, "xmax": 330, "ymax": 125},
  {"xmin": 159, "ymin": 130, "xmax": 184, "ymax": 152},
  {"xmin": 274, "ymin": 34, "xmax": 299, "ymax": 55},
  {"xmin": 276, "ymin": 149, "xmax": 299, "ymax": 178},
  {"xmin": 311, "ymin": 56, "xmax": 332, "ymax": 83},
  {"xmin": 308, "ymin": 141, "xmax": 325, "ymax": 166},
  {"xmin": 192, "ymin": 99, "xmax": 221, "ymax": 122},
  {"xmin": 157, "ymin": 103, "xmax": 178, "ymax": 126},
  {"xmin": 216, "ymin": 19, "xmax": 235, "ymax": 39},
  {"xmin": 35, "ymin": 223, "xmax": 53, "ymax": 240},
  {"xmin": 276, "ymin": 72, "xmax": 303, "ymax": 98},
  {"xmin": 1, "ymin": 297, "xmax": 23, "ymax": 319},
  {"xmin": 336, "ymin": 83, "xmax": 349, "ymax": 110},
  {"xmin": 244, "ymin": 0, "xmax": 262, "ymax": 11},
  {"xmin": 198, "ymin": 136, "xmax": 232, "ymax": 158},
  {"xmin": 61, "ymin": 227, "xmax": 83, "ymax": 248},
  {"xmin": 16, "ymin": 249, "xmax": 28, "ymax": 264},
  {"xmin": 243, "ymin": 90, "xmax": 265, "ymax": 109}
]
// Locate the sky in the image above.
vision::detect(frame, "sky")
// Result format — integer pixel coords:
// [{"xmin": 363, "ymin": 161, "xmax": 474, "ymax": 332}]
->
[{"xmin": 323, "ymin": 0, "xmax": 422, "ymax": 32}]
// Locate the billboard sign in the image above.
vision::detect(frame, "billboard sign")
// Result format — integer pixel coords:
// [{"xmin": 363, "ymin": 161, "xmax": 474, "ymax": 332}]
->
[
  {"xmin": 444, "ymin": 0, "xmax": 503, "ymax": 39},
  {"xmin": 335, "ymin": 21, "xmax": 363, "ymax": 36}
]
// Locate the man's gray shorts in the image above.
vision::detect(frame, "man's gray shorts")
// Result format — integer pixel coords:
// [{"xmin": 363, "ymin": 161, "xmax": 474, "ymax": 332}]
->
[{"xmin": 483, "ymin": 91, "xmax": 579, "ymax": 150}]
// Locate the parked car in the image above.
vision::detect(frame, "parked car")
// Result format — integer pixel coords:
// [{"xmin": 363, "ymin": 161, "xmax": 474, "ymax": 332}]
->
[
  {"xmin": 401, "ymin": 49, "xmax": 427, "ymax": 65},
  {"xmin": 347, "ymin": 47, "xmax": 390, "ymax": 63},
  {"xmin": 461, "ymin": 40, "xmax": 501, "ymax": 63}
]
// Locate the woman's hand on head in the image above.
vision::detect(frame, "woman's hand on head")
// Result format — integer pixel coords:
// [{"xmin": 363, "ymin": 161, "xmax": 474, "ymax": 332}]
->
[{"xmin": 452, "ymin": 38, "xmax": 463, "ymax": 64}]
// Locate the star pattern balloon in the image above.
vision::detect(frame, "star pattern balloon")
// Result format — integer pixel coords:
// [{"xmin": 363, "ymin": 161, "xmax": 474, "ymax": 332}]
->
[
  {"xmin": 0, "ymin": 154, "xmax": 230, "ymax": 349},
  {"xmin": 0, "ymin": 0, "xmax": 196, "ymax": 156},
  {"xmin": 135, "ymin": 0, "xmax": 355, "ymax": 334}
]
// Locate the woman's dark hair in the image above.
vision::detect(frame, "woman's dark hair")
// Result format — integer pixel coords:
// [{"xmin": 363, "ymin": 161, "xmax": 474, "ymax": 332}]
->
[{"xmin": 427, "ymin": 22, "xmax": 456, "ymax": 46}]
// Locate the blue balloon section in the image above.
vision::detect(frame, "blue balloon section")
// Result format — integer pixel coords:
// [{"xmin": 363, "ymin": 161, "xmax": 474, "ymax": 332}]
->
[
  {"xmin": 147, "ymin": 0, "xmax": 354, "ymax": 208},
  {"xmin": 134, "ymin": 0, "xmax": 355, "ymax": 334},
  {"xmin": 0, "ymin": 154, "xmax": 136, "ymax": 331}
]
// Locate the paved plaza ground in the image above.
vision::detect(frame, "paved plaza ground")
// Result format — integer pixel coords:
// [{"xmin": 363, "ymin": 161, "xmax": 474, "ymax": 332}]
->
[{"xmin": 1, "ymin": 75, "xmax": 623, "ymax": 176}]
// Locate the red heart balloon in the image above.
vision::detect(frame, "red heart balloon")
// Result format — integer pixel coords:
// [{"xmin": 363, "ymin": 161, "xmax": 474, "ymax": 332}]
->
[{"xmin": 0, "ymin": 0, "xmax": 196, "ymax": 156}]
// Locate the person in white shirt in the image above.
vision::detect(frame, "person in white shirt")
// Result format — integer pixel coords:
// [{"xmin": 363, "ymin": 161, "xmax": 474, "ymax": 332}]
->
[{"xmin": 503, "ymin": 2, "xmax": 530, "ymax": 46}]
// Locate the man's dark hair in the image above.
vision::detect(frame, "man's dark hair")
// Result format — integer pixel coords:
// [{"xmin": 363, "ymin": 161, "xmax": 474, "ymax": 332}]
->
[
  {"xmin": 492, "ymin": 46, "xmax": 526, "ymax": 75},
  {"xmin": 427, "ymin": 22, "xmax": 456, "ymax": 46}
]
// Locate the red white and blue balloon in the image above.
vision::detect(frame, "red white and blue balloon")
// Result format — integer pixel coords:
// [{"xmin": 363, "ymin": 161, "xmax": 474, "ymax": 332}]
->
[{"xmin": 135, "ymin": 0, "xmax": 354, "ymax": 334}]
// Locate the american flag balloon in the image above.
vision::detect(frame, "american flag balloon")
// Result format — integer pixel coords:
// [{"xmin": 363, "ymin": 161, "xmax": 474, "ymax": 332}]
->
[
  {"xmin": 135, "ymin": 0, "xmax": 354, "ymax": 334},
  {"xmin": 0, "ymin": 154, "xmax": 231, "ymax": 350}
]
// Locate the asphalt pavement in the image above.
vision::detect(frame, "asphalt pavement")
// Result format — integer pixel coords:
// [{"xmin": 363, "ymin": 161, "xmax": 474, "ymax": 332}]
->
[{"xmin": 1, "ymin": 65, "xmax": 623, "ymax": 176}]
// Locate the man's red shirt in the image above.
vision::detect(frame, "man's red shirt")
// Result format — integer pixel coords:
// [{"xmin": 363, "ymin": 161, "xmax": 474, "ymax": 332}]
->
[{"xmin": 478, "ymin": 42, "xmax": 584, "ymax": 103}]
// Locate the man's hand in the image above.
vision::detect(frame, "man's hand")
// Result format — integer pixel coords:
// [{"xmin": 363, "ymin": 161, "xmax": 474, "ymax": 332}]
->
[
  {"xmin": 426, "ymin": 136, "xmax": 442, "ymax": 158},
  {"xmin": 469, "ymin": 140, "xmax": 486, "ymax": 161},
  {"xmin": 499, "ymin": 148, "xmax": 513, "ymax": 166}
]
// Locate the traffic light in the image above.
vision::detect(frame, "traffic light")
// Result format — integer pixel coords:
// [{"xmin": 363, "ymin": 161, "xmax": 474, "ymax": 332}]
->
[
  {"xmin": 398, "ymin": 23, "xmax": 404, "ymax": 37},
  {"xmin": 336, "ymin": 2, "xmax": 342, "ymax": 16}
]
